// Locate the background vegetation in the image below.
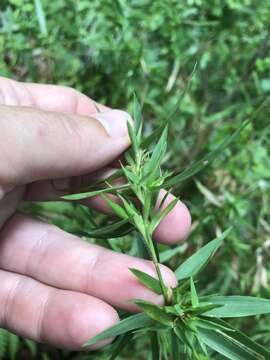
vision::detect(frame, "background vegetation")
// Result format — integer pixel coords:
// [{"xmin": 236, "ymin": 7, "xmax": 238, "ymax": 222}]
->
[{"xmin": 0, "ymin": 0, "xmax": 270, "ymax": 358}]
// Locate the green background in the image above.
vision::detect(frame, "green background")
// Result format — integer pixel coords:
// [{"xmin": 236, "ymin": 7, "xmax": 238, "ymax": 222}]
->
[{"xmin": 0, "ymin": 0, "xmax": 270, "ymax": 358}]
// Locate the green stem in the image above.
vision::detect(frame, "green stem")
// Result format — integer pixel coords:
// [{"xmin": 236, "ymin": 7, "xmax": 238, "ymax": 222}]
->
[{"xmin": 145, "ymin": 229, "xmax": 170, "ymax": 305}]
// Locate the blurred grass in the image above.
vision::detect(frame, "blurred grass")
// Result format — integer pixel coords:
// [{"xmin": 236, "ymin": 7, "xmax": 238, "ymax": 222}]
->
[{"xmin": 1, "ymin": 0, "xmax": 270, "ymax": 358}]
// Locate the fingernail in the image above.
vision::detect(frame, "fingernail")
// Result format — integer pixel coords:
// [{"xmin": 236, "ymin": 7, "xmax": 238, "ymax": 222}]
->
[{"xmin": 93, "ymin": 109, "xmax": 132, "ymax": 138}]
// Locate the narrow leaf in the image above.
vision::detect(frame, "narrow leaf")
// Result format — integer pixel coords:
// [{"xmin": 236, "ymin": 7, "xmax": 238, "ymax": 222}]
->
[
  {"xmin": 151, "ymin": 198, "xmax": 178, "ymax": 232},
  {"xmin": 195, "ymin": 318, "xmax": 234, "ymax": 332},
  {"xmin": 101, "ymin": 194, "xmax": 129, "ymax": 219},
  {"xmin": 82, "ymin": 219, "xmax": 132, "ymax": 239},
  {"xmin": 109, "ymin": 332, "xmax": 133, "ymax": 360},
  {"xmin": 134, "ymin": 300, "xmax": 174, "ymax": 326},
  {"xmin": 175, "ymin": 228, "xmax": 231, "ymax": 280},
  {"xmin": 171, "ymin": 330, "xmax": 180, "ymax": 360},
  {"xmin": 151, "ymin": 333, "xmax": 160, "ymax": 360},
  {"xmin": 129, "ymin": 268, "xmax": 162, "ymax": 294},
  {"xmin": 188, "ymin": 303, "xmax": 223, "ymax": 316},
  {"xmin": 127, "ymin": 121, "xmax": 139, "ymax": 153},
  {"xmin": 34, "ymin": 0, "xmax": 48, "ymax": 36},
  {"xmin": 62, "ymin": 184, "xmax": 129, "ymax": 200},
  {"xmin": 160, "ymin": 243, "xmax": 187, "ymax": 263},
  {"xmin": 201, "ymin": 295, "xmax": 270, "ymax": 318},
  {"xmin": 198, "ymin": 318, "xmax": 270, "ymax": 358},
  {"xmin": 198, "ymin": 327, "xmax": 265, "ymax": 360},
  {"xmin": 133, "ymin": 93, "xmax": 143, "ymax": 134},
  {"xmin": 136, "ymin": 234, "xmax": 151, "ymax": 259},
  {"xmin": 143, "ymin": 126, "xmax": 168, "ymax": 181},
  {"xmin": 84, "ymin": 313, "xmax": 154, "ymax": 347},
  {"xmin": 190, "ymin": 278, "xmax": 199, "ymax": 307}
]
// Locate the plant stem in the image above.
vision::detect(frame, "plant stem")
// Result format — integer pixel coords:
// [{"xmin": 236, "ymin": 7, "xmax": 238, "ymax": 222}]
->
[
  {"xmin": 133, "ymin": 150, "xmax": 170, "ymax": 304},
  {"xmin": 145, "ymin": 228, "xmax": 170, "ymax": 304}
]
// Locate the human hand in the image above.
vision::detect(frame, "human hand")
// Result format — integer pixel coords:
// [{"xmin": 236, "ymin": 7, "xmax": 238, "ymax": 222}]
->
[{"xmin": 0, "ymin": 77, "xmax": 191, "ymax": 350}]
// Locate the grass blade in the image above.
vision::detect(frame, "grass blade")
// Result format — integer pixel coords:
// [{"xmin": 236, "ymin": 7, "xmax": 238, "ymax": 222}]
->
[{"xmin": 34, "ymin": 0, "xmax": 48, "ymax": 36}]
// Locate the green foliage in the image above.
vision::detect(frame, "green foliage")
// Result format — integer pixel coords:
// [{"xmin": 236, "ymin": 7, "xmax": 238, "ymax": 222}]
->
[
  {"xmin": 1, "ymin": 0, "xmax": 270, "ymax": 358},
  {"xmin": 74, "ymin": 96, "xmax": 269, "ymax": 359},
  {"xmin": 129, "ymin": 268, "xmax": 163, "ymax": 294},
  {"xmin": 0, "ymin": 331, "xmax": 22, "ymax": 360},
  {"xmin": 175, "ymin": 228, "xmax": 231, "ymax": 280}
]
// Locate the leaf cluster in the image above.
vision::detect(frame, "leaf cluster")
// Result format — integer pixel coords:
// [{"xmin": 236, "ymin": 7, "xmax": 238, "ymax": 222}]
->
[{"xmin": 63, "ymin": 96, "xmax": 270, "ymax": 359}]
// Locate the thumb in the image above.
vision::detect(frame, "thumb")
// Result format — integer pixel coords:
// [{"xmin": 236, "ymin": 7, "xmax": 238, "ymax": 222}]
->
[{"xmin": 0, "ymin": 105, "xmax": 131, "ymax": 193}]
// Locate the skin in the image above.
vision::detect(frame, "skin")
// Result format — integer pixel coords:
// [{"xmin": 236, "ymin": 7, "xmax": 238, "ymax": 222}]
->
[{"xmin": 0, "ymin": 77, "xmax": 191, "ymax": 350}]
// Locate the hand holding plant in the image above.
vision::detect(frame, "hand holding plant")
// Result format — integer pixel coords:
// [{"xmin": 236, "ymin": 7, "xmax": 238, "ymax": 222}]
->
[
  {"xmin": 64, "ymin": 95, "xmax": 270, "ymax": 359},
  {"xmin": 0, "ymin": 77, "xmax": 190, "ymax": 351}
]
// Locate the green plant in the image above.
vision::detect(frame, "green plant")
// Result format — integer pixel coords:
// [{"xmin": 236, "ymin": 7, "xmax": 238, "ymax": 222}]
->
[
  {"xmin": 1, "ymin": 1, "xmax": 270, "ymax": 358},
  {"xmin": 62, "ymin": 96, "xmax": 270, "ymax": 359},
  {"xmin": 0, "ymin": 329, "xmax": 36, "ymax": 360}
]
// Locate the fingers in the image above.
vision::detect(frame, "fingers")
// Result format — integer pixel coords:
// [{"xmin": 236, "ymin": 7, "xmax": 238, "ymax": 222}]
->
[
  {"xmin": 0, "ymin": 269, "xmax": 119, "ymax": 350},
  {"xmin": 0, "ymin": 76, "xmax": 107, "ymax": 114},
  {"xmin": 153, "ymin": 189, "xmax": 191, "ymax": 244},
  {"xmin": 0, "ymin": 215, "xmax": 177, "ymax": 311},
  {"xmin": 0, "ymin": 105, "xmax": 131, "ymax": 190}
]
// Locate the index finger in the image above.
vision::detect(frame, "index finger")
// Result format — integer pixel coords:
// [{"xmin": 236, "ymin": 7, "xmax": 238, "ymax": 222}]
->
[{"xmin": 0, "ymin": 76, "xmax": 108, "ymax": 115}]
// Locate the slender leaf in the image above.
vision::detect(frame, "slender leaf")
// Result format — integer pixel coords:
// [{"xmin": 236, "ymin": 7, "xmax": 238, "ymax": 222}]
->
[
  {"xmin": 175, "ymin": 228, "xmax": 231, "ymax": 280},
  {"xmin": 136, "ymin": 234, "xmax": 151, "ymax": 259},
  {"xmin": 211, "ymin": 318, "xmax": 270, "ymax": 358},
  {"xmin": 151, "ymin": 198, "xmax": 178, "ymax": 232},
  {"xmin": 190, "ymin": 278, "xmax": 199, "ymax": 307},
  {"xmin": 129, "ymin": 268, "xmax": 162, "ymax": 294},
  {"xmin": 62, "ymin": 184, "xmax": 129, "ymax": 200},
  {"xmin": 101, "ymin": 194, "xmax": 129, "ymax": 219},
  {"xmin": 171, "ymin": 330, "xmax": 180, "ymax": 360},
  {"xmin": 201, "ymin": 295, "xmax": 270, "ymax": 318},
  {"xmin": 133, "ymin": 93, "xmax": 143, "ymax": 135},
  {"xmin": 160, "ymin": 243, "xmax": 187, "ymax": 263},
  {"xmin": 195, "ymin": 318, "xmax": 234, "ymax": 332},
  {"xmin": 84, "ymin": 313, "xmax": 154, "ymax": 347},
  {"xmin": 127, "ymin": 121, "xmax": 139, "ymax": 153},
  {"xmin": 81, "ymin": 219, "xmax": 132, "ymax": 239},
  {"xmin": 188, "ymin": 303, "xmax": 223, "ymax": 316},
  {"xmin": 109, "ymin": 332, "xmax": 133, "ymax": 360},
  {"xmin": 34, "ymin": 0, "xmax": 48, "ymax": 36},
  {"xmin": 134, "ymin": 300, "xmax": 174, "ymax": 326},
  {"xmin": 198, "ymin": 327, "xmax": 265, "ymax": 360},
  {"xmin": 151, "ymin": 333, "xmax": 160, "ymax": 360},
  {"xmin": 143, "ymin": 126, "xmax": 168, "ymax": 181}
]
